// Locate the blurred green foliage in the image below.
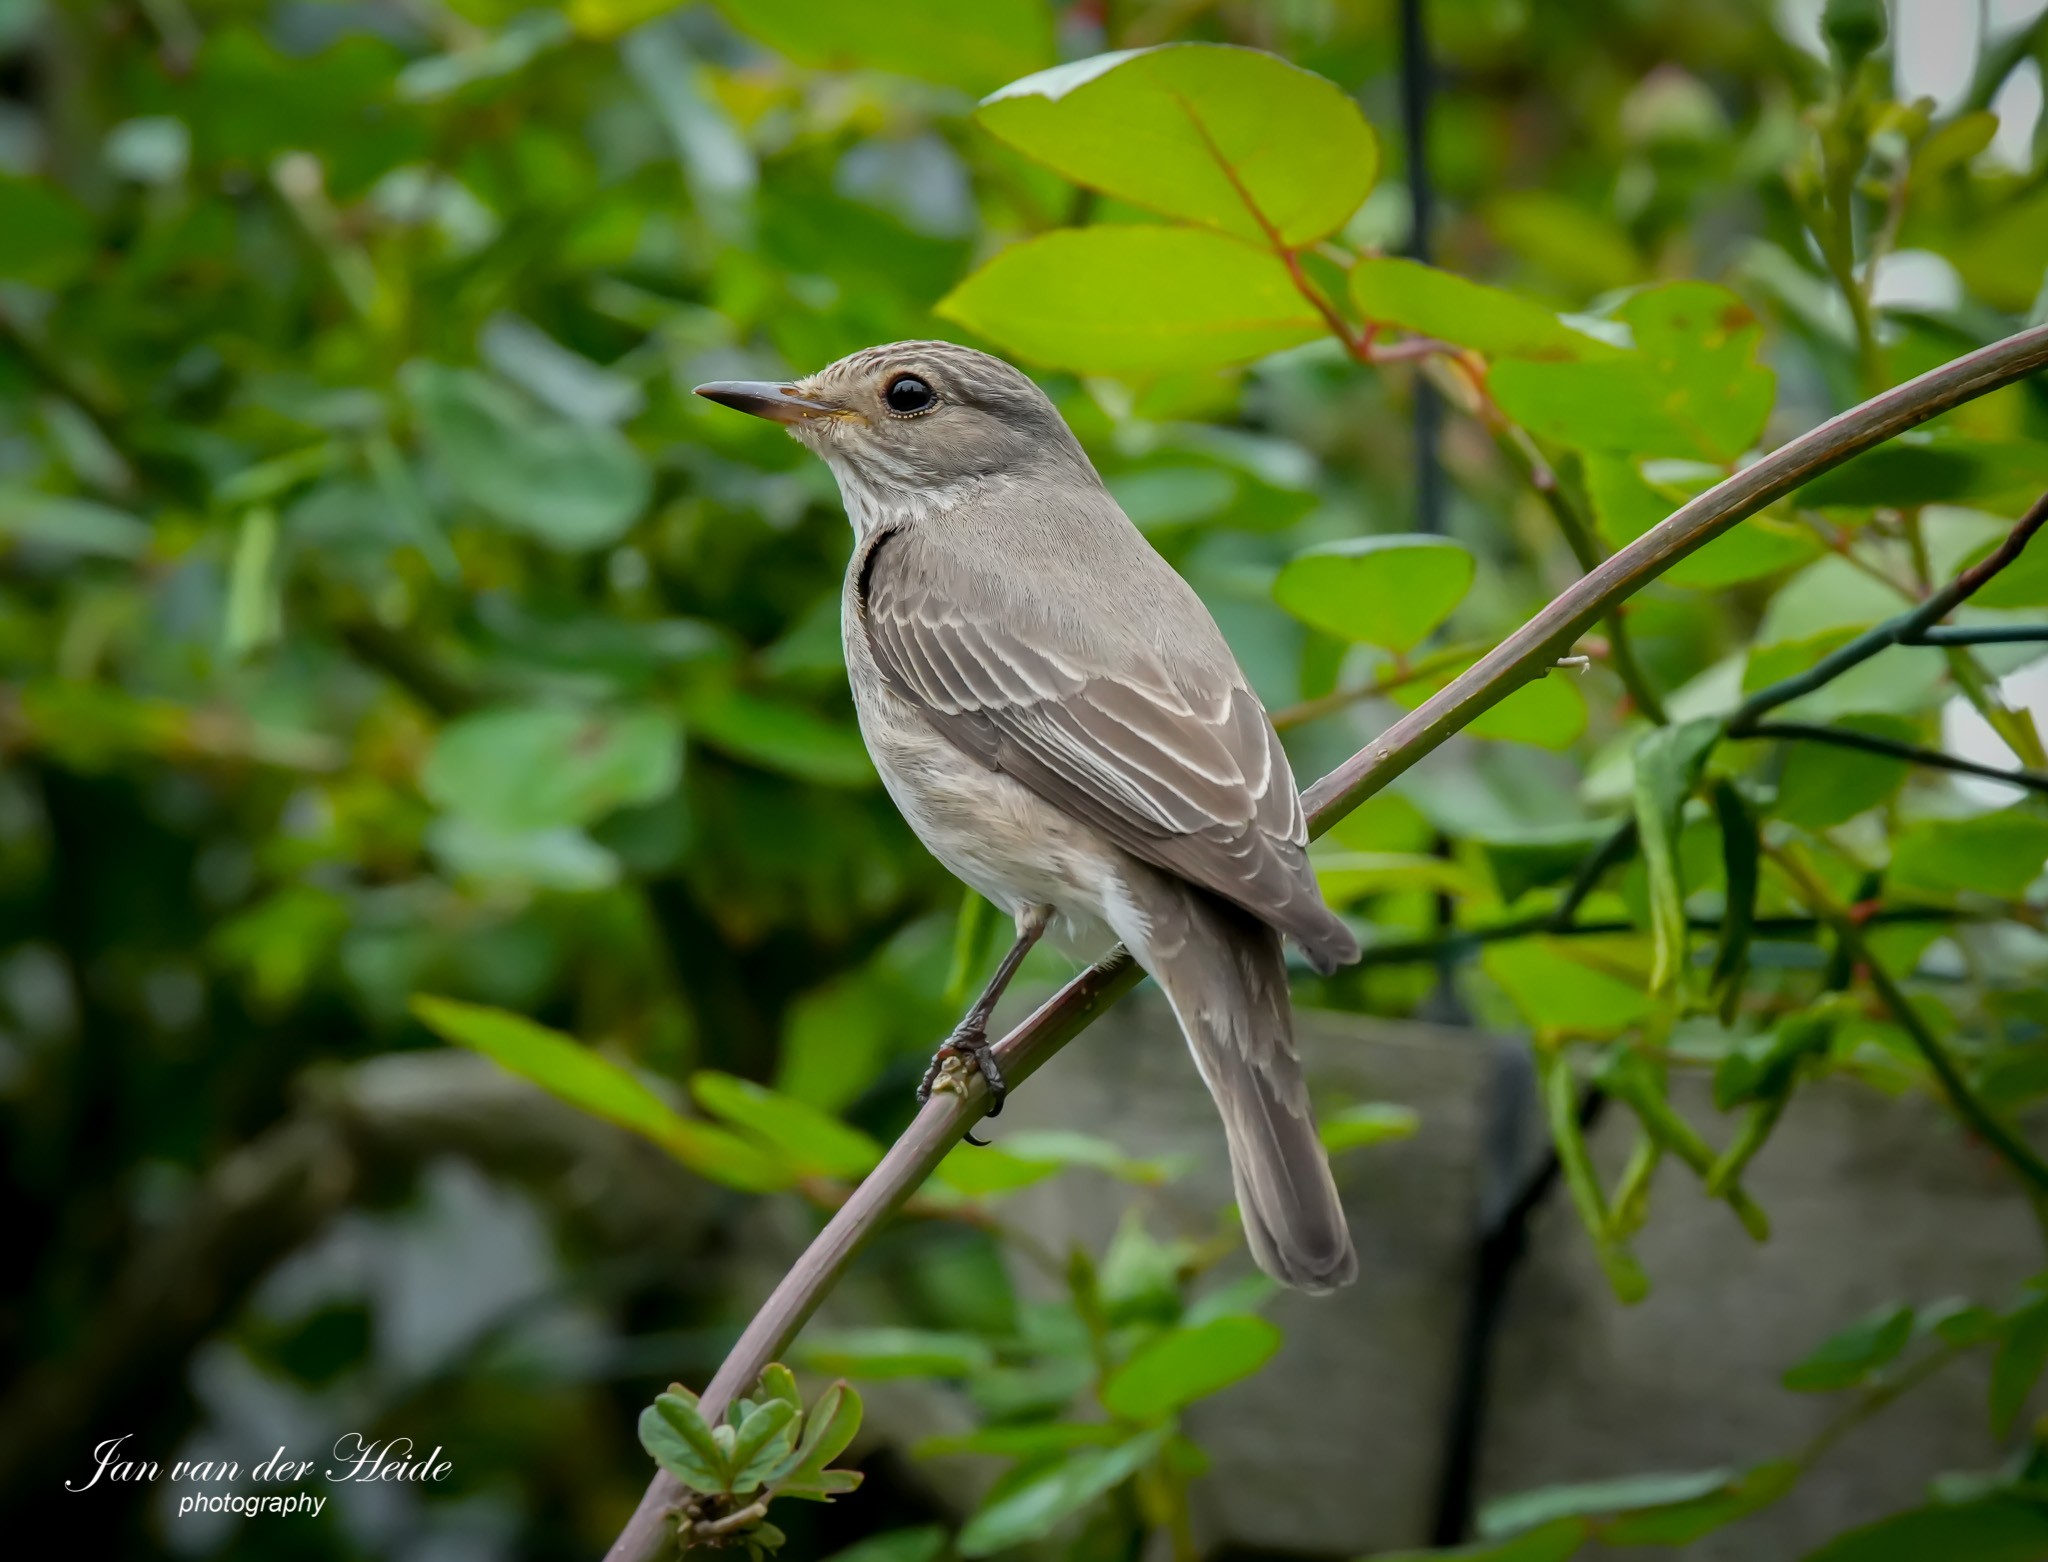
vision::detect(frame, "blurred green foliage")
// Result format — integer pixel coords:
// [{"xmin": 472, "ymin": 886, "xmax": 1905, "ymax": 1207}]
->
[{"xmin": 7, "ymin": 1, "xmax": 2048, "ymax": 1560}]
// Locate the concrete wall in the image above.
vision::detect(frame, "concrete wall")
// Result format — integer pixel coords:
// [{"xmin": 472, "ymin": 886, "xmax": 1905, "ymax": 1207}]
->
[{"xmin": 990, "ymin": 995, "xmax": 2040, "ymax": 1558}]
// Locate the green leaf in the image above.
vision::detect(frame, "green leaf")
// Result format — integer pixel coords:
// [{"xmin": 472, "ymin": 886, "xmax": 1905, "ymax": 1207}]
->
[
  {"xmin": 1796, "ymin": 431, "xmax": 2048, "ymax": 512},
  {"xmin": 817, "ymin": 1529, "xmax": 947, "ymax": 1562},
  {"xmin": 1389, "ymin": 668, "xmax": 1588, "ymax": 749},
  {"xmin": 421, "ymin": 703, "xmax": 682, "ymax": 833},
  {"xmin": 690, "ymin": 1072, "xmax": 882, "ymax": 1180},
  {"xmin": 410, "ymin": 996, "xmax": 793, "ymax": 1191},
  {"xmin": 1799, "ymin": 1498, "xmax": 2048, "ymax": 1562},
  {"xmin": 978, "ymin": 45, "xmax": 1377, "ymax": 247},
  {"xmin": 1764, "ymin": 715, "xmax": 1917, "ymax": 828},
  {"xmin": 914, "ymin": 1423, "xmax": 1125, "ymax": 1461},
  {"xmin": 1465, "ymin": 821, "xmax": 1610, "ymax": 899},
  {"xmin": 1320, "ymin": 1102, "xmax": 1420, "ymax": 1153},
  {"xmin": 222, "ymin": 507, "xmax": 283, "ymax": 659},
  {"xmin": 1600, "ymin": 1461, "xmax": 1800, "ymax": 1545},
  {"xmin": 1782, "ymin": 1303, "xmax": 1915, "ymax": 1392},
  {"xmin": 1100, "ymin": 1314, "xmax": 1283, "ymax": 1420},
  {"xmin": 1485, "ymin": 938, "xmax": 1657, "ymax": 1033},
  {"xmin": 1272, "ymin": 535, "xmax": 1475, "ymax": 651},
  {"xmin": 1372, "ymin": 1518, "xmax": 1588, "ymax": 1562},
  {"xmin": 756, "ymin": 1364, "xmax": 802, "ymax": 1411},
  {"xmin": 931, "ymin": 1129, "xmax": 1182, "ymax": 1199},
  {"xmin": 0, "ymin": 177, "xmax": 94, "ymax": 284},
  {"xmin": 936, "ymin": 226, "xmax": 1323, "ymax": 374},
  {"xmin": 727, "ymin": 1398, "xmax": 800, "ymax": 1493},
  {"xmin": 683, "ymin": 688, "xmax": 876, "ymax": 788},
  {"xmin": 1709, "ymin": 781, "xmax": 1758, "ymax": 1020},
  {"xmin": 1990, "ymin": 1297, "xmax": 2048, "ymax": 1433},
  {"xmin": 1890, "ymin": 807, "xmax": 2048, "ymax": 899},
  {"xmin": 796, "ymin": 1329, "xmax": 994, "ymax": 1380},
  {"xmin": 1714, "ymin": 1007, "xmax": 1838, "ymax": 1109},
  {"xmin": 773, "ymin": 1380, "xmax": 864, "ymax": 1488},
  {"xmin": 1584, "ymin": 456, "xmax": 1816, "ymax": 587},
  {"xmin": 1315, "ymin": 850, "xmax": 1481, "ymax": 905},
  {"xmin": 0, "ymin": 492, "xmax": 152, "ymax": 560},
  {"xmin": 1630, "ymin": 718, "xmax": 1722, "ymax": 993},
  {"xmin": 1480, "ymin": 1468, "xmax": 1735, "ymax": 1538},
  {"xmin": 639, "ymin": 1390, "xmax": 730, "ymax": 1493},
  {"xmin": 711, "ymin": 0, "xmax": 1054, "ymax": 94},
  {"xmin": 405, "ymin": 361, "xmax": 650, "ymax": 550},
  {"xmin": 1348, "ymin": 257, "xmax": 1612, "ymax": 360},
  {"xmin": 1492, "ymin": 284, "xmax": 1773, "ymax": 461},
  {"xmin": 957, "ymin": 1426, "xmax": 1172, "ymax": 1557}
]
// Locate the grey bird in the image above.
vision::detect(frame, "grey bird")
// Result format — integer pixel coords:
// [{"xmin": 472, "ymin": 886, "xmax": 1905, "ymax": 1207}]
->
[{"xmin": 697, "ymin": 341, "xmax": 1361, "ymax": 1292}]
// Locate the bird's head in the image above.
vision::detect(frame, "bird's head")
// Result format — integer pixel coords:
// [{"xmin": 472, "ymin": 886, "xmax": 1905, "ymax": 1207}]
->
[{"xmin": 695, "ymin": 341, "xmax": 1088, "ymax": 516}]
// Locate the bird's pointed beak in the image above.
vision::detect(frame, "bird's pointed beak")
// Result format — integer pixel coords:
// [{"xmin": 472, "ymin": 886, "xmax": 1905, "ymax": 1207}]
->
[{"xmin": 693, "ymin": 380, "xmax": 842, "ymax": 424}]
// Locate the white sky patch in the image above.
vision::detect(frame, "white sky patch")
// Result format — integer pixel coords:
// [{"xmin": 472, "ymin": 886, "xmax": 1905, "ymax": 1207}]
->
[
  {"xmin": 1990, "ymin": 57, "xmax": 2044, "ymax": 170},
  {"xmin": 1896, "ymin": 0, "xmax": 1983, "ymax": 115},
  {"xmin": 1870, "ymin": 249, "xmax": 1965, "ymax": 311},
  {"xmin": 1943, "ymin": 658, "xmax": 2048, "ymax": 807},
  {"xmin": 1989, "ymin": 0, "xmax": 2048, "ymax": 31}
]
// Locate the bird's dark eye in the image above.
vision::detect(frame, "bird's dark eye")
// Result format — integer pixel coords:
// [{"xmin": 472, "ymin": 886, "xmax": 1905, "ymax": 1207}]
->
[{"xmin": 884, "ymin": 374, "xmax": 935, "ymax": 415}]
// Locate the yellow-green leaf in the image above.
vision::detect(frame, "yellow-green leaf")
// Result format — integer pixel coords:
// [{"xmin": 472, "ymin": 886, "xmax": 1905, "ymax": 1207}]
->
[
  {"xmin": 938, "ymin": 226, "xmax": 1323, "ymax": 374},
  {"xmin": 978, "ymin": 44, "xmax": 1376, "ymax": 247}
]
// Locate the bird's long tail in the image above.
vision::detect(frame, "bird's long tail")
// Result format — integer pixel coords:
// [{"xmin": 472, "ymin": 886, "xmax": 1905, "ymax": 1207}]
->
[{"xmin": 1126, "ymin": 875, "xmax": 1356, "ymax": 1293}]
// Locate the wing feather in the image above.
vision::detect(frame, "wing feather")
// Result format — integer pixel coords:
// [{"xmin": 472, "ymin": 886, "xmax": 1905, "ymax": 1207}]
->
[{"xmin": 861, "ymin": 529, "xmax": 1354, "ymax": 968}]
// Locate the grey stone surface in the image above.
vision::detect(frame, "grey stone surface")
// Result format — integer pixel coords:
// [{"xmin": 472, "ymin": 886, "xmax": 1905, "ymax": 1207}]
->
[
  {"xmin": 995, "ymin": 993, "xmax": 1509, "ymax": 1556},
  {"xmin": 987, "ymin": 992, "xmax": 2043, "ymax": 1559},
  {"xmin": 1482, "ymin": 1073, "xmax": 2040, "ymax": 1562}
]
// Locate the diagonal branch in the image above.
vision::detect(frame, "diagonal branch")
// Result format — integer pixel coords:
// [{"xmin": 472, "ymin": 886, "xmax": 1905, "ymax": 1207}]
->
[{"xmin": 602, "ymin": 321, "xmax": 2048, "ymax": 1562}]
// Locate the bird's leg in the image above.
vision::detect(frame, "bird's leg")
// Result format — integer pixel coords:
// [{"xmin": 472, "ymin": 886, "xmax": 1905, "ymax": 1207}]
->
[{"xmin": 918, "ymin": 903, "xmax": 1053, "ymax": 1137}]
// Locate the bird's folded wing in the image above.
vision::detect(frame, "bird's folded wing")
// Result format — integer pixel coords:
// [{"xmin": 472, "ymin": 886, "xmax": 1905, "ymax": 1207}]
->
[{"xmin": 860, "ymin": 529, "xmax": 1344, "ymax": 958}]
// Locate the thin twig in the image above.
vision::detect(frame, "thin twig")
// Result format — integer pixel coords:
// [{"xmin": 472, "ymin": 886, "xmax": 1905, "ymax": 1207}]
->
[
  {"xmin": 602, "ymin": 322, "xmax": 2048, "ymax": 1562},
  {"xmin": 1767, "ymin": 843, "xmax": 2048, "ymax": 1198},
  {"xmin": 1728, "ymin": 487, "xmax": 2048, "ymax": 732},
  {"xmin": 1740, "ymin": 720, "xmax": 2048, "ymax": 797},
  {"xmin": 1905, "ymin": 624, "xmax": 2048, "ymax": 646}
]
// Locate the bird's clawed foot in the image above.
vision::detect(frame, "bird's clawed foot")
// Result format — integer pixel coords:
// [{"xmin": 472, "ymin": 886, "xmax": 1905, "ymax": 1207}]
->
[{"xmin": 916, "ymin": 1021, "xmax": 1007, "ymax": 1145}]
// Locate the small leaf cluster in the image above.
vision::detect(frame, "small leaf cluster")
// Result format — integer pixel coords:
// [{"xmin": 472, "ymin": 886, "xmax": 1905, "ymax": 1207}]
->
[{"xmin": 638, "ymin": 1366, "xmax": 864, "ymax": 1554}]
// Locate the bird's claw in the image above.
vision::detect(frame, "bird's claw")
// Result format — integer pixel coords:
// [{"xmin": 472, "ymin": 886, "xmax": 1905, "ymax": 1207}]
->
[{"xmin": 917, "ymin": 1022, "xmax": 1006, "ymax": 1144}]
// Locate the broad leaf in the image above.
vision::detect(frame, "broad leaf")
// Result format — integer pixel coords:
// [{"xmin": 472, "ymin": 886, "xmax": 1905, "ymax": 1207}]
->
[
  {"xmin": 1782, "ymin": 1304, "xmax": 1915, "ymax": 1391},
  {"xmin": 1484, "ymin": 937, "xmax": 1657, "ymax": 1033},
  {"xmin": 1350, "ymin": 257, "xmax": 1612, "ymax": 360},
  {"xmin": 639, "ymin": 1391, "xmax": 729, "ymax": 1492},
  {"xmin": 1389, "ymin": 668, "xmax": 1588, "ymax": 750},
  {"xmin": 1272, "ymin": 534, "xmax": 1475, "ymax": 651},
  {"xmin": 1890, "ymin": 808, "xmax": 2048, "ymax": 899},
  {"xmin": 411, "ymin": 996, "xmax": 792, "ymax": 1190},
  {"xmin": 1584, "ymin": 455, "xmax": 1816, "ymax": 587},
  {"xmin": 406, "ymin": 362, "xmax": 650, "ymax": 550},
  {"xmin": 1797, "ymin": 431, "xmax": 2048, "ymax": 513},
  {"xmin": 1100, "ymin": 1314, "xmax": 1283, "ymax": 1420},
  {"xmin": 422, "ymin": 704, "xmax": 682, "ymax": 834},
  {"xmin": 1799, "ymin": 1498, "xmax": 2048, "ymax": 1562},
  {"xmin": 1763, "ymin": 715, "xmax": 1918, "ymax": 828},
  {"xmin": 1990, "ymin": 1297, "xmax": 2048, "ymax": 1433},
  {"xmin": 1320, "ymin": 1102, "xmax": 1420, "ymax": 1153},
  {"xmin": 684, "ymin": 688, "xmax": 877, "ymax": 789},
  {"xmin": 797, "ymin": 1328, "xmax": 994, "ymax": 1379},
  {"xmin": 957, "ymin": 1426, "xmax": 1172, "ymax": 1557},
  {"xmin": 1480, "ymin": 1468, "xmax": 1735, "ymax": 1538},
  {"xmin": 712, "ymin": 0, "xmax": 1053, "ymax": 94},
  {"xmin": 979, "ymin": 44, "xmax": 1377, "ymax": 247},
  {"xmin": 726, "ymin": 1398, "xmax": 800, "ymax": 1493},
  {"xmin": 937, "ymin": 226, "xmax": 1323, "ymax": 373},
  {"xmin": 690, "ymin": 1071, "xmax": 882, "ymax": 1180},
  {"xmin": 0, "ymin": 493, "xmax": 152, "ymax": 560}
]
